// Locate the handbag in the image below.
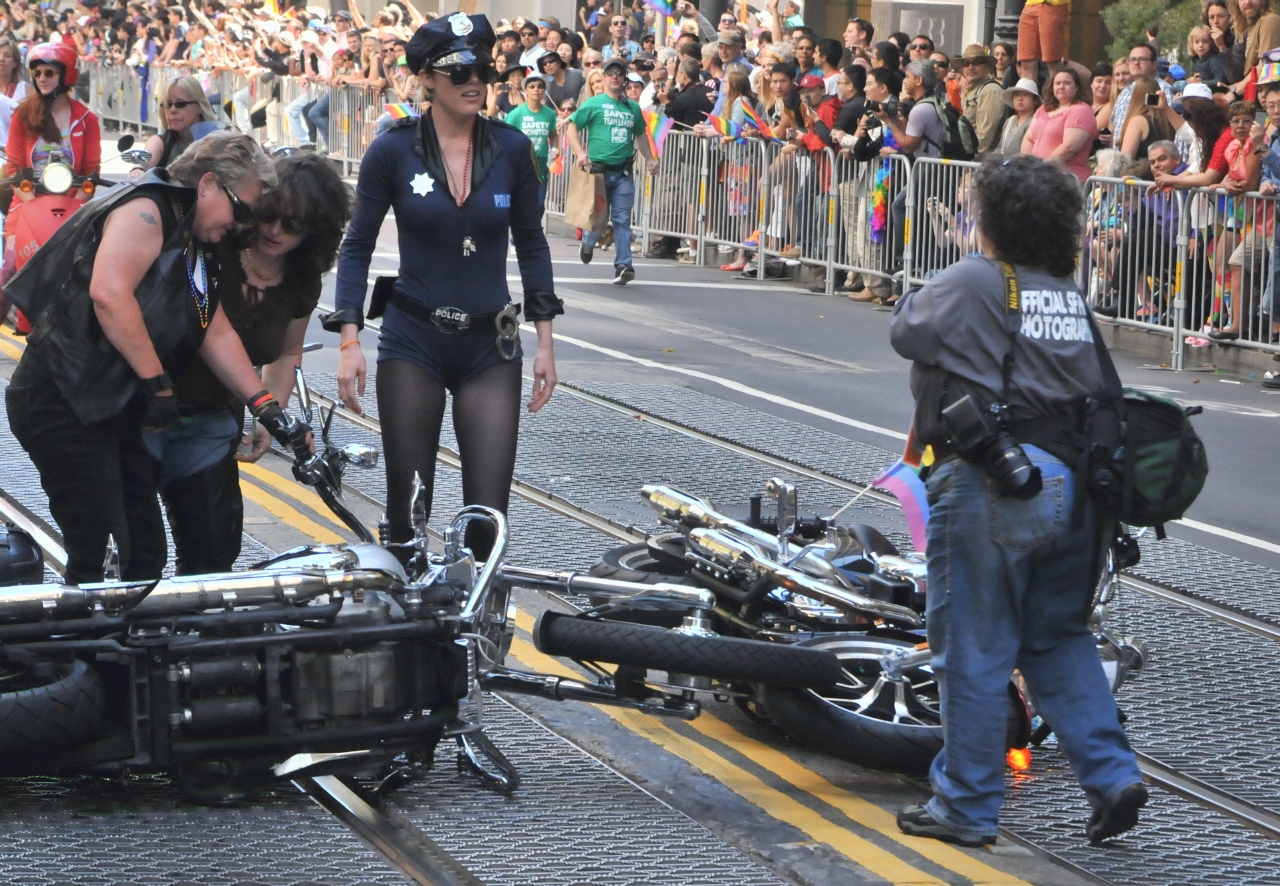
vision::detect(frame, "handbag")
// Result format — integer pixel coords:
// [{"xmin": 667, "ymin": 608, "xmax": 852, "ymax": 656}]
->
[{"xmin": 563, "ymin": 165, "xmax": 605, "ymax": 231}]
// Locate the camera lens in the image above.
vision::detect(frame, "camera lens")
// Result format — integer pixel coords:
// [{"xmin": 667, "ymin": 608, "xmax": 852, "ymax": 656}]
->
[{"xmin": 986, "ymin": 436, "xmax": 1043, "ymax": 500}]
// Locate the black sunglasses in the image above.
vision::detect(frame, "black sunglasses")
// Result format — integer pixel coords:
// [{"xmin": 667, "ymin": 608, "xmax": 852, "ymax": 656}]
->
[
  {"xmin": 909, "ymin": 42, "xmax": 930, "ymax": 50},
  {"xmin": 260, "ymin": 212, "xmax": 304, "ymax": 235},
  {"xmin": 221, "ymin": 184, "xmax": 254, "ymax": 223},
  {"xmin": 438, "ymin": 63, "xmax": 499, "ymax": 86},
  {"xmin": 162, "ymin": 99, "xmax": 195, "ymax": 109}
]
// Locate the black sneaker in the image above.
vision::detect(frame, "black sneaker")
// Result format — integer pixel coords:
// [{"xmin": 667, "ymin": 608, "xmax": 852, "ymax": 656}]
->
[
  {"xmin": 897, "ymin": 804, "xmax": 996, "ymax": 847},
  {"xmin": 613, "ymin": 265, "xmax": 635, "ymax": 286},
  {"xmin": 807, "ymin": 281, "xmax": 830, "ymax": 294},
  {"xmin": 1087, "ymin": 783, "xmax": 1148, "ymax": 845},
  {"xmin": 580, "ymin": 242, "xmax": 594, "ymax": 264}
]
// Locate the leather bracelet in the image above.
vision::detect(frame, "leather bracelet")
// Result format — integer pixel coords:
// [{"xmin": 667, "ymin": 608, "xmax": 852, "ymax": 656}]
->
[
  {"xmin": 140, "ymin": 371, "xmax": 173, "ymax": 397},
  {"xmin": 247, "ymin": 389, "xmax": 275, "ymax": 412},
  {"xmin": 340, "ymin": 339, "xmax": 360, "ymax": 351}
]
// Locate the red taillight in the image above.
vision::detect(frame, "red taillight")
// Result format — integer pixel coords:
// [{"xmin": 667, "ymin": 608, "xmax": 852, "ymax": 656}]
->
[{"xmin": 1007, "ymin": 747, "xmax": 1031, "ymax": 771}]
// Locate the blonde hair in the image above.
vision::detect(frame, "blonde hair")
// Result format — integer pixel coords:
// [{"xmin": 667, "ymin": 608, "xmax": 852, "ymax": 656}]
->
[
  {"xmin": 160, "ymin": 76, "xmax": 216, "ymax": 133},
  {"xmin": 169, "ymin": 130, "xmax": 276, "ymax": 190},
  {"xmin": 1188, "ymin": 25, "xmax": 1213, "ymax": 57},
  {"xmin": 586, "ymin": 69, "xmax": 604, "ymax": 96}
]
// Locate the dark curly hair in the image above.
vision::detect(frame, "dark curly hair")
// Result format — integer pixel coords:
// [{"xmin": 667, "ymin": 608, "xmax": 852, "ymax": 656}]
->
[
  {"xmin": 972, "ymin": 155, "xmax": 1082, "ymax": 279},
  {"xmin": 246, "ymin": 153, "xmax": 353, "ymax": 278}
]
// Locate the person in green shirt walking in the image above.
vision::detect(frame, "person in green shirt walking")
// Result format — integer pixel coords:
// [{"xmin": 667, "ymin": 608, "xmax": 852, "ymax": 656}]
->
[
  {"xmin": 505, "ymin": 72, "xmax": 560, "ymax": 208},
  {"xmin": 565, "ymin": 56, "xmax": 658, "ymax": 285}
]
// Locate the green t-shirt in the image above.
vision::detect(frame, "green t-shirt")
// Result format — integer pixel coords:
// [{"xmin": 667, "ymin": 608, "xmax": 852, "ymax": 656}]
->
[
  {"xmin": 569, "ymin": 92, "xmax": 646, "ymax": 167},
  {"xmin": 505, "ymin": 102, "xmax": 558, "ymax": 181}
]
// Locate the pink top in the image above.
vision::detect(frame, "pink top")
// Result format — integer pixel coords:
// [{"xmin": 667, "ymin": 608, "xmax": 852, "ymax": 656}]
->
[{"xmin": 1027, "ymin": 102, "xmax": 1098, "ymax": 182}]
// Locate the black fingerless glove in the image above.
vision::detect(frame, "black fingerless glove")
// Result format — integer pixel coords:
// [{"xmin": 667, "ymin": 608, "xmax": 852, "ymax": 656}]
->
[
  {"xmin": 248, "ymin": 390, "xmax": 312, "ymax": 453},
  {"xmin": 141, "ymin": 372, "xmax": 179, "ymax": 431}
]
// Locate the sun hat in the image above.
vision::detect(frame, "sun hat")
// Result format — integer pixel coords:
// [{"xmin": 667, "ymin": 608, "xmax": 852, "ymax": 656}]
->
[{"xmin": 1001, "ymin": 76, "xmax": 1041, "ymax": 108}]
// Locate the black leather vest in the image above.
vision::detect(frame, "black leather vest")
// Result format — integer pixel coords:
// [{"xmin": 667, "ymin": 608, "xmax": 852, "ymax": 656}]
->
[{"xmin": 8, "ymin": 169, "xmax": 199, "ymax": 425}]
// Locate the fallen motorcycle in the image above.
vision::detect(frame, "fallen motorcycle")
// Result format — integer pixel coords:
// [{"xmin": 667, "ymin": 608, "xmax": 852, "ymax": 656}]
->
[
  {"xmin": 588, "ymin": 480, "xmax": 1146, "ymax": 775},
  {"xmin": 0, "ymin": 370, "xmax": 843, "ymax": 803}
]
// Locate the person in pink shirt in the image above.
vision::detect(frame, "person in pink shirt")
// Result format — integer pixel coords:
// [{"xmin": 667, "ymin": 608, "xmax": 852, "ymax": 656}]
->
[{"xmin": 1022, "ymin": 67, "xmax": 1097, "ymax": 182}]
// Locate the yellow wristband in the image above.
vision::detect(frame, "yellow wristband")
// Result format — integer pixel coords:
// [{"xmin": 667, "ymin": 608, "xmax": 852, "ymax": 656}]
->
[{"xmin": 340, "ymin": 339, "xmax": 360, "ymax": 351}]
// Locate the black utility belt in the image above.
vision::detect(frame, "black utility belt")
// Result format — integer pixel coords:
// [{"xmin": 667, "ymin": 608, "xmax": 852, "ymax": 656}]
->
[
  {"xmin": 390, "ymin": 293, "xmax": 523, "ymax": 360},
  {"xmin": 590, "ymin": 163, "xmax": 632, "ymax": 174}
]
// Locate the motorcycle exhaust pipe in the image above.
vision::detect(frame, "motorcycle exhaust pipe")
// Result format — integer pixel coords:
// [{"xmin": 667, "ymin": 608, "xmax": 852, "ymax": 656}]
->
[
  {"xmin": 0, "ymin": 568, "xmax": 400, "ymax": 621},
  {"xmin": 496, "ymin": 564, "xmax": 716, "ymax": 611}
]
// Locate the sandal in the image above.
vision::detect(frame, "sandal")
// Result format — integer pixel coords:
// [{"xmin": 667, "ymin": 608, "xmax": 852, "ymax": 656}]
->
[{"xmin": 721, "ymin": 261, "xmax": 747, "ymax": 272}]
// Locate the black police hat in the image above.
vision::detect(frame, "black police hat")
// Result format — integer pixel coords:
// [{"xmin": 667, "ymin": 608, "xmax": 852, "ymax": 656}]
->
[{"xmin": 405, "ymin": 12, "xmax": 496, "ymax": 75}]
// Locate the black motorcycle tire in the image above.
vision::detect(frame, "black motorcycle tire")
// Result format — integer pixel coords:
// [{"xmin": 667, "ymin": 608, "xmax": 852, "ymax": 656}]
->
[
  {"xmin": 585, "ymin": 540, "xmax": 695, "ymax": 627},
  {"xmin": 763, "ymin": 634, "xmax": 1030, "ymax": 777},
  {"xmin": 0, "ymin": 659, "xmax": 106, "ymax": 758},
  {"xmin": 588, "ymin": 540, "xmax": 692, "ymax": 585},
  {"xmin": 534, "ymin": 610, "xmax": 842, "ymax": 690}
]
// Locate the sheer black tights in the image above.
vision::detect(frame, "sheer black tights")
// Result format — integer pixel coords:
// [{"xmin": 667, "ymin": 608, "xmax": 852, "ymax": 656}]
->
[{"xmin": 376, "ymin": 358, "xmax": 522, "ymax": 559}]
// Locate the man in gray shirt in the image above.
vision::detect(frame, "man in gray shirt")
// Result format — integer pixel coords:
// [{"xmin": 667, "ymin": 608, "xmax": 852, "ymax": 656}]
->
[
  {"xmin": 889, "ymin": 155, "xmax": 1147, "ymax": 849},
  {"xmin": 538, "ymin": 51, "xmax": 585, "ymax": 114}
]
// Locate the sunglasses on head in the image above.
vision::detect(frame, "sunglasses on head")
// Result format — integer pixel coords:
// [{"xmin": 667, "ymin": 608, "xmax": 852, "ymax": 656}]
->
[
  {"xmin": 163, "ymin": 99, "xmax": 195, "ymax": 109},
  {"xmin": 221, "ymin": 184, "xmax": 254, "ymax": 224},
  {"xmin": 438, "ymin": 63, "xmax": 499, "ymax": 85}
]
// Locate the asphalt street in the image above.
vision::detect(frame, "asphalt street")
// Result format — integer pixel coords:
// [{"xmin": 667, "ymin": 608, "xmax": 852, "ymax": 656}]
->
[{"xmin": 306, "ymin": 215, "xmax": 1280, "ymax": 574}]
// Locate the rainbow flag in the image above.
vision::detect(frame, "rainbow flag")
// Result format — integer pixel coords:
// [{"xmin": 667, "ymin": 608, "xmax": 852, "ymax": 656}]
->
[
  {"xmin": 261, "ymin": 0, "xmax": 279, "ymax": 14},
  {"xmin": 703, "ymin": 113, "xmax": 744, "ymax": 143},
  {"xmin": 643, "ymin": 0, "xmax": 673, "ymax": 17},
  {"xmin": 384, "ymin": 103, "xmax": 419, "ymax": 120},
  {"xmin": 643, "ymin": 110, "xmax": 676, "ymax": 157},
  {"xmin": 741, "ymin": 103, "xmax": 782, "ymax": 144},
  {"xmin": 875, "ymin": 455, "xmax": 931, "ymax": 554}
]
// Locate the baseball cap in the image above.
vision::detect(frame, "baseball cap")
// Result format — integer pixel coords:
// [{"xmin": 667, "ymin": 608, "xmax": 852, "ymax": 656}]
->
[
  {"xmin": 522, "ymin": 72, "xmax": 548, "ymax": 88},
  {"xmin": 1182, "ymin": 82, "xmax": 1213, "ymax": 100},
  {"xmin": 332, "ymin": 10, "xmax": 352, "ymax": 21},
  {"xmin": 798, "ymin": 74, "xmax": 824, "ymax": 89},
  {"xmin": 626, "ymin": 72, "xmax": 643, "ymax": 84},
  {"xmin": 300, "ymin": 29, "xmax": 319, "ymax": 44},
  {"xmin": 717, "ymin": 30, "xmax": 744, "ymax": 47},
  {"xmin": 602, "ymin": 57, "xmax": 629, "ymax": 74}
]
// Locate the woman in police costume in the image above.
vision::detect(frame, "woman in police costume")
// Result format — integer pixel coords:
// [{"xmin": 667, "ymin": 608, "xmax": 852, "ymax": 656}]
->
[{"xmin": 330, "ymin": 13, "xmax": 561, "ymax": 558}]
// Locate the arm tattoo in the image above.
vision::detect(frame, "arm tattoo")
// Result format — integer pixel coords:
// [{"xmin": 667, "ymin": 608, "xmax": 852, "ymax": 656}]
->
[{"xmin": 139, "ymin": 212, "xmax": 158, "ymax": 226}]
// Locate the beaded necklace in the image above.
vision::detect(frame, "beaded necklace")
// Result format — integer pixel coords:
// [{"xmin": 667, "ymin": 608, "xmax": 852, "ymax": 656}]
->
[{"xmin": 186, "ymin": 238, "xmax": 210, "ymax": 328}]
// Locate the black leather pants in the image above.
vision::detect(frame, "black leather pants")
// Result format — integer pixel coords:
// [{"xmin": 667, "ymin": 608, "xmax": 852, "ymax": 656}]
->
[{"xmin": 161, "ymin": 455, "xmax": 244, "ymax": 575}]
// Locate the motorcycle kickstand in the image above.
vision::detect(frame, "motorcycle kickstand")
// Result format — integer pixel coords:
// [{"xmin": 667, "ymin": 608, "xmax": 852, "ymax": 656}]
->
[{"xmin": 455, "ymin": 729, "xmax": 521, "ymax": 794}]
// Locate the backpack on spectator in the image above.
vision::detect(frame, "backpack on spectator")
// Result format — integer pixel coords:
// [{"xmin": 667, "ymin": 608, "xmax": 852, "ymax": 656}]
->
[{"xmin": 919, "ymin": 94, "xmax": 979, "ymax": 161}]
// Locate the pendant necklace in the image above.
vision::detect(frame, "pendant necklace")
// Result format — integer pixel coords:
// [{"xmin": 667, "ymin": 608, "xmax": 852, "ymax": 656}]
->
[
  {"xmin": 186, "ymin": 238, "xmax": 210, "ymax": 328},
  {"xmin": 445, "ymin": 125, "xmax": 476, "ymax": 257}
]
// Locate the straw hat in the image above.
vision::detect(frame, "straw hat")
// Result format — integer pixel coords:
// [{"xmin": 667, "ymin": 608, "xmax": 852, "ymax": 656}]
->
[{"xmin": 954, "ymin": 44, "xmax": 996, "ymax": 72}]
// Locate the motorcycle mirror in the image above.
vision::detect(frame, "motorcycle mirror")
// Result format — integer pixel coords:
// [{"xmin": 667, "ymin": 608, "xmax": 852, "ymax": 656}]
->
[
  {"xmin": 116, "ymin": 134, "xmax": 135, "ymax": 151},
  {"xmin": 340, "ymin": 443, "xmax": 379, "ymax": 469},
  {"xmin": 293, "ymin": 365, "xmax": 314, "ymax": 426},
  {"xmin": 120, "ymin": 149, "xmax": 152, "ymax": 164}
]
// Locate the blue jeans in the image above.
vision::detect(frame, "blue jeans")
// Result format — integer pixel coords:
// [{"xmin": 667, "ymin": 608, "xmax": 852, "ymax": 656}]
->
[
  {"xmin": 582, "ymin": 170, "xmax": 634, "ymax": 269},
  {"xmin": 307, "ymin": 93, "xmax": 330, "ymax": 149},
  {"xmin": 923, "ymin": 447, "xmax": 1141, "ymax": 840},
  {"xmin": 285, "ymin": 93, "xmax": 316, "ymax": 145}
]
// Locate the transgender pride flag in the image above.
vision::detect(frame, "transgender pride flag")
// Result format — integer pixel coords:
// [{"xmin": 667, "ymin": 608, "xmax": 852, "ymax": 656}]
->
[{"xmin": 875, "ymin": 457, "xmax": 930, "ymax": 554}]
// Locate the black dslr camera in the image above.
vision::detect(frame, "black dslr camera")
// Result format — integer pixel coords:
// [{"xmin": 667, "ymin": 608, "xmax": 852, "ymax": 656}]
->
[
  {"xmin": 941, "ymin": 395, "xmax": 1042, "ymax": 499},
  {"xmin": 864, "ymin": 98, "xmax": 900, "ymax": 117}
]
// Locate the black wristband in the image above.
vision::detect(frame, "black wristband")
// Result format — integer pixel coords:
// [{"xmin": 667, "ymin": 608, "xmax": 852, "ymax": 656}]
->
[{"xmin": 141, "ymin": 371, "xmax": 174, "ymax": 397}]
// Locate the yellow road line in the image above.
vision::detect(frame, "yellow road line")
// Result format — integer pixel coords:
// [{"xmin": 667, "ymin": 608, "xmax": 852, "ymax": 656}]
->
[
  {"xmin": 690, "ymin": 714, "xmax": 1031, "ymax": 886},
  {"xmin": 238, "ymin": 477, "xmax": 345, "ymax": 544},
  {"xmin": 238, "ymin": 461, "xmax": 371, "ymax": 538},
  {"xmin": 0, "ymin": 337, "xmax": 23, "ymax": 361},
  {"xmin": 507, "ymin": 611, "xmax": 946, "ymax": 886}
]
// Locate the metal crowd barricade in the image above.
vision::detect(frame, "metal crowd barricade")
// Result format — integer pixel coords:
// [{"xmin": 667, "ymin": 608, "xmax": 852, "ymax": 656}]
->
[
  {"xmin": 904, "ymin": 157, "xmax": 981, "ymax": 290},
  {"xmin": 643, "ymin": 131, "xmax": 706, "ymax": 262},
  {"xmin": 1176, "ymin": 186, "xmax": 1280, "ymax": 359},
  {"xmin": 701, "ymin": 137, "xmax": 766, "ymax": 266},
  {"xmin": 1078, "ymin": 176, "xmax": 1187, "ymax": 368},
  {"xmin": 756, "ymin": 141, "xmax": 834, "ymax": 276},
  {"xmin": 830, "ymin": 151, "xmax": 910, "ymax": 298}
]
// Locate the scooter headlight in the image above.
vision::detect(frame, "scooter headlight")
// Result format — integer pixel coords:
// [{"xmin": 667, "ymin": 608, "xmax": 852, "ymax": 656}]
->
[{"xmin": 40, "ymin": 163, "xmax": 74, "ymax": 195}]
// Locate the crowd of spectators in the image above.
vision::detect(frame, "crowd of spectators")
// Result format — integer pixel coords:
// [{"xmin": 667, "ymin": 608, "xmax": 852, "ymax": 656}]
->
[{"xmin": 8, "ymin": 0, "xmax": 1280, "ymax": 352}]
